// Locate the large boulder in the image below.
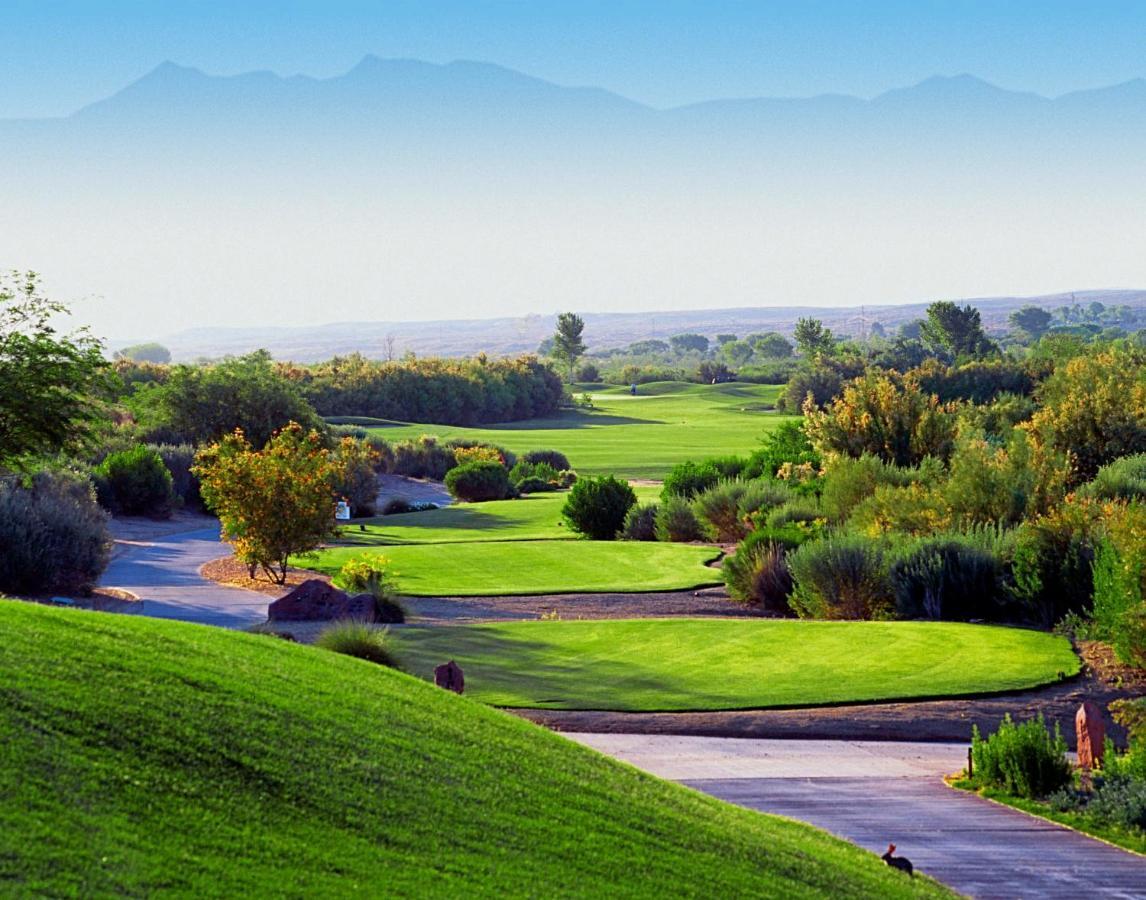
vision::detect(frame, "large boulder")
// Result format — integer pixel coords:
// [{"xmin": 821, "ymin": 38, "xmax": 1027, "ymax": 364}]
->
[
  {"xmin": 268, "ymin": 579, "xmax": 377, "ymax": 622},
  {"xmin": 1076, "ymin": 701, "xmax": 1106, "ymax": 770}
]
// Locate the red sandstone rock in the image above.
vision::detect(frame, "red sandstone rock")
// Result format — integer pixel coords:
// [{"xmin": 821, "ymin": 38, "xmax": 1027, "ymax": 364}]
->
[
  {"xmin": 435, "ymin": 660, "xmax": 465, "ymax": 694},
  {"xmin": 1076, "ymin": 701, "xmax": 1105, "ymax": 770},
  {"xmin": 268, "ymin": 579, "xmax": 377, "ymax": 622}
]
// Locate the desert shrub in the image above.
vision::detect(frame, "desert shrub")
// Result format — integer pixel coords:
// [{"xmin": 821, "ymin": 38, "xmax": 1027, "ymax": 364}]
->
[
  {"xmin": 315, "ymin": 621, "xmax": 399, "ymax": 668},
  {"xmin": 743, "ymin": 421, "xmax": 821, "ymax": 479},
  {"xmin": 723, "ymin": 534, "xmax": 794, "ymax": 614},
  {"xmin": 150, "ymin": 443, "xmax": 201, "ymax": 508},
  {"xmin": 782, "ymin": 366, "xmax": 843, "ymax": 411},
  {"xmin": 1092, "ymin": 502, "xmax": 1146, "ymax": 667},
  {"xmin": 803, "ymin": 370, "xmax": 959, "ymax": 466},
  {"xmin": 391, "ymin": 435, "xmax": 456, "ymax": 479},
  {"xmin": 328, "ymin": 424, "xmax": 370, "ymax": 440},
  {"xmin": 890, "ymin": 533, "xmax": 1010, "ymax": 620},
  {"xmin": 819, "ymin": 454, "xmax": 918, "ymax": 523},
  {"xmin": 1087, "ymin": 778, "xmax": 1146, "ymax": 831},
  {"xmin": 509, "ymin": 460, "xmax": 561, "ymax": 493},
  {"xmin": 561, "ymin": 476, "xmax": 637, "ymax": 540},
  {"xmin": 1012, "ymin": 499, "xmax": 1103, "ymax": 628},
  {"xmin": 0, "ymin": 470, "xmax": 111, "ymax": 595},
  {"xmin": 970, "ymin": 714, "xmax": 1071, "ymax": 799},
  {"xmin": 521, "ymin": 449, "xmax": 572, "ymax": 471},
  {"xmin": 661, "ymin": 460, "xmax": 721, "ymax": 501},
  {"xmin": 655, "ymin": 496, "xmax": 706, "ymax": 542},
  {"xmin": 787, "ymin": 535, "xmax": 892, "ymax": 620},
  {"xmin": 333, "ymin": 554, "xmax": 405, "ymax": 624},
  {"xmin": 444, "ymin": 461, "xmax": 513, "ymax": 503},
  {"xmin": 765, "ymin": 501, "xmax": 824, "ymax": 529},
  {"xmin": 957, "ymin": 392, "xmax": 1037, "ymax": 440},
  {"xmin": 915, "ymin": 358, "xmax": 1036, "ymax": 404},
  {"xmin": 849, "ymin": 483, "xmax": 953, "ymax": 536},
  {"xmin": 621, "ymin": 503, "xmax": 659, "ymax": 541},
  {"xmin": 1081, "ymin": 454, "xmax": 1146, "ymax": 502},
  {"xmin": 94, "ymin": 445, "xmax": 174, "ymax": 516},
  {"xmin": 575, "ymin": 363, "xmax": 601, "ymax": 383},
  {"xmin": 737, "ymin": 480, "xmax": 795, "ymax": 528},
  {"xmin": 693, "ymin": 480, "xmax": 753, "ymax": 542},
  {"xmin": 330, "ymin": 437, "xmax": 381, "ymax": 517}
]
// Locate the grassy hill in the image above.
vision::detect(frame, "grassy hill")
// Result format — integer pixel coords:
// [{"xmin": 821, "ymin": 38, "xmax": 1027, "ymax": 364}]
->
[
  {"xmin": 0, "ymin": 601, "xmax": 948, "ymax": 898},
  {"xmin": 393, "ymin": 619, "xmax": 1081, "ymax": 711}
]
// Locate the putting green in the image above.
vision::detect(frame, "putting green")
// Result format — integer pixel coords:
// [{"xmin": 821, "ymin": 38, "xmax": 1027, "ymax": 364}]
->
[{"xmin": 393, "ymin": 619, "xmax": 1081, "ymax": 711}]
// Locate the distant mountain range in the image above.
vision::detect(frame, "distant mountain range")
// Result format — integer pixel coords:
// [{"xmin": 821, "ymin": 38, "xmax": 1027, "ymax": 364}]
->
[
  {"xmin": 140, "ymin": 289, "xmax": 1146, "ymax": 363},
  {"xmin": 5, "ymin": 58, "xmax": 1146, "ymax": 339}
]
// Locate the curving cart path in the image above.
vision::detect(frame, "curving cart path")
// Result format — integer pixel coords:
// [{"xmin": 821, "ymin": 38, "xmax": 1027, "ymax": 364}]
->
[
  {"xmin": 570, "ymin": 734, "xmax": 1146, "ymax": 899},
  {"xmin": 101, "ymin": 527, "xmax": 268, "ymax": 628}
]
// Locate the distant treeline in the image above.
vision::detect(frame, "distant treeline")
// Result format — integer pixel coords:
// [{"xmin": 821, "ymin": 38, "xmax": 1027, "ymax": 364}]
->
[{"xmin": 280, "ymin": 353, "xmax": 564, "ymax": 425}]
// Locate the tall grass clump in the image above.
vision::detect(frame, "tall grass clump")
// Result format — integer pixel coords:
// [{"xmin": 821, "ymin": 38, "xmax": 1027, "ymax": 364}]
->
[
  {"xmin": 315, "ymin": 621, "xmax": 400, "ymax": 668},
  {"xmin": 692, "ymin": 480, "xmax": 753, "ymax": 542},
  {"xmin": 970, "ymin": 714, "xmax": 1071, "ymax": 799},
  {"xmin": 0, "ymin": 471, "xmax": 111, "ymax": 595},
  {"xmin": 787, "ymin": 535, "xmax": 892, "ymax": 619},
  {"xmin": 722, "ymin": 532, "xmax": 793, "ymax": 615}
]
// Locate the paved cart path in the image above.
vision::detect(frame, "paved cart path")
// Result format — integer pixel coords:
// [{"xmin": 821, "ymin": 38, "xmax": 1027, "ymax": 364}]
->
[
  {"xmin": 102, "ymin": 527, "xmax": 267, "ymax": 628},
  {"xmin": 569, "ymin": 734, "xmax": 1146, "ymax": 899}
]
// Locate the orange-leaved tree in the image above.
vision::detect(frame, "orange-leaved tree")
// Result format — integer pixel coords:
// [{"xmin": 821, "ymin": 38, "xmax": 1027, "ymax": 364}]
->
[{"xmin": 194, "ymin": 422, "xmax": 337, "ymax": 584}]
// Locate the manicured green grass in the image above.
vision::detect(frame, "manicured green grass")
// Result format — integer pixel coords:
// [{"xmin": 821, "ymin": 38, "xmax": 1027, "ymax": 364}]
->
[
  {"xmin": 337, "ymin": 486, "xmax": 660, "ymax": 547},
  {"xmin": 0, "ymin": 601, "xmax": 949, "ymax": 898},
  {"xmin": 370, "ymin": 381, "xmax": 797, "ymax": 480},
  {"xmin": 950, "ymin": 780, "xmax": 1146, "ymax": 856},
  {"xmin": 393, "ymin": 619, "xmax": 1081, "ymax": 711},
  {"xmin": 299, "ymin": 540, "xmax": 723, "ymax": 596}
]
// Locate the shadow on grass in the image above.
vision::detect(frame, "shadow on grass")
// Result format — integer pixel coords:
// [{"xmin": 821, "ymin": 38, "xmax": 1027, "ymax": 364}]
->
[
  {"xmin": 394, "ymin": 623, "xmax": 739, "ymax": 711},
  {"xmin": 335, "ymin": 497, "xmax": 562, "ymax": 546}
]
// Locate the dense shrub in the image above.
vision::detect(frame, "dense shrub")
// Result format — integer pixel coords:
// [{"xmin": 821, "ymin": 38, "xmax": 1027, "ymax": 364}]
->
[
  {"xmin": 380, "ymin": 497, "xmax": 439, "ymax": 515},
  {"xmin": 333, "ymin": 554, "xmax": 405, "ymax": 624},
  {"xmin": 446, "ymin": 439, "xmax": 517, "ymax": 470},
  {"xmin": 315, "ymin": 621, "xmax": 399, "ymax": 668},
  {"xmin": 562, "ymin": 476, "xmax": 637, "ymax": 540},
  {"xmin": 1012, "ymin": 500, "xmax": 1103, "ymax": 628},
  {"xmin": 782, "ymin": 366, "xmax": 843, "ymax": 411},
  {"xmin": 291, "ymin": 353, "xmax": 565, "ymax": 426},
  {"xmin": 444, "ymin": 461, "xmax": 513, "ymax": 503},
  {"xmin": 915, "ymin": 358, "xmax": 1036, "ymax": 404},
  {"xmin": 391, "ymin": 436, "xmax": 456, "ymax": 479},
  {"xmin": 509, "ymin": 460, "xmax": 561, "ymax": 493},
  {"xmin": 970, "ymin": 714, "xmax": 1071, "ymax": 799},
  {"xmin": 1086, "ymin": 777, "xmax": 1146, "ymax": 831},
  {"xmin": 819, "ymin": 454, "xmax": 919, "ymax": 523},
  {"xmin": 655, "ymin": 496, "xmax": 707, "ymax": 542},
  {"xmin": 890, "ymin": 534, "xmax": 1010, "ymax": 620},
  {"xmin": 737, "ymin": 480, "xmax": 796, "ymax": 529},
  {"xmin": 743, "ymin": 421, "xmax": 820, "ymax": 480},
  {"xmin": 0, "ymin": 471, "xmax": 110, "ymax": 595},
  {"xmin": 521, "ymin": 449, "xmax": 572, "ymax": 471},
  {"xmin": 692, "ymin": 480, "xmax": 754, "ymax": 542},
  {"xmin": 787, "ymin": 535, "xmax": 892, "ymax": 620},
  {"xmin": 94, "ymin": 445, "xmax": 174, "ymax": 516},
  {"xmin": 764, "ymin": 501, "xmax": 824, "ymax": 529},
  {"xmin": 1081, "ymin": 454, "xmax": 1146, "ymax": 502},
  {"xmin": 661, "ymin": 460, "xmax": 722, "ymax": 501},
  {"xmin": 621, "ymin": 503, "xmax": 659, "ymax": 541},
  {"xmin": 150, "ymin": 443, "xmax": 201, "ymax": 508},
  {"xmin": 722, "ymin": 534, "xmax": 794, "ymax": 614},
  {"xmin": 1092, "ymin": 502, "xmax": 1146, "ymax": 666},
  {"xmin": 803, "ymin": 370, "xmax": 959, "ymax": 467},
  {"xmin": 957, "ymin": 392, "xmax": 1037, "ymax": 440}
]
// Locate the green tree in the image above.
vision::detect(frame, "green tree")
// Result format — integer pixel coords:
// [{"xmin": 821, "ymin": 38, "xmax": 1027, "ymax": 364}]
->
[
  {"xmin": 715, "ymin": 333, "xmax": 737, "ymax": 345},
  {"xmin": 920, "ymin": 301, "xmax": 995, "ymax": 357},
  {"xmin": 1009, "ymin": 306, "xmax": 1052, "ymax": 340},
  {"xmin": 194, "ymin": 422, "xmax": 337, "ymax": 583},
  {"xmin": 0, "ymin": 271, "xmax": 109, "ymax": 472},
  {"xmin": 794, "ymin": 318, "xmax": 835, "ymax": 357},
  {"xmin": 750, "ymin": 332, "xmax": 794, "ymax": 359},
  {"xmin": 551, "ymin": 313, "xmax": 587, "ymax": 381},
  {"xmin": 669, "ymin": 333, "xmax": 709, "ymax": 354},
  {"xmin": 139, "ymin": 350, "xmax": 322, "ymax": 447},
  {"xmin": 115, "ymin": 342, "xmax": 172, "ymax": 364}
]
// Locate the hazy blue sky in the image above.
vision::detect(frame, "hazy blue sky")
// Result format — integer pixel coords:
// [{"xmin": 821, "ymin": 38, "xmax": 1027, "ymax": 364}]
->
[{"xmin": 5, "ymin": 0, "xmax": 1146, "ymax": 118}]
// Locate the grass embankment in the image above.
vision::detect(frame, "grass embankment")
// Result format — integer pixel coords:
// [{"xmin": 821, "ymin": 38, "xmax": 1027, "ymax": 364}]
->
[
  {"xmin": 297, "ymin": 486, "xmax": 718, "ymax": 596},
  {"xmin": 394, "ymin": 619, "xmax": 1081, "ymax": 711},
  {"xmin": 369, "ymin": 381, "xmax": 797, "ymax": 480},
  {"xmin": 0, "ymin": 601, "xmax": 948, "ymax": 898},
  {"xmin": 949, "ymin": 780, "xmax": 1146, "ymax": 856}
]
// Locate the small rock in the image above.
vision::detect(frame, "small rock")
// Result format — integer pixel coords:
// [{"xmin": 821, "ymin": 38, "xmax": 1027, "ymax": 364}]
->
[
  {"xmin": 434, "ymin": 660, "xmax": 465, "ymax": 694},
  {"xmin": 1076, "ymin": 701, "xmax": 1105, "ymax": 770}
]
